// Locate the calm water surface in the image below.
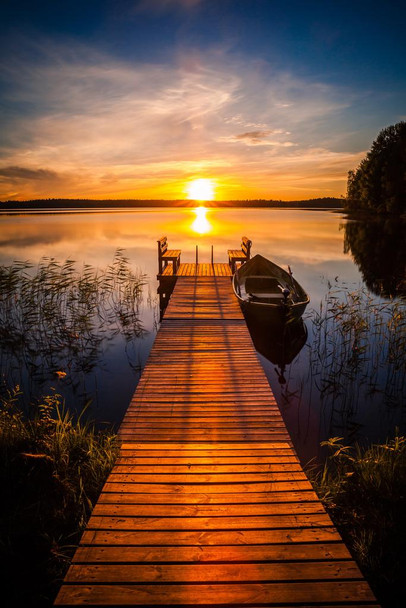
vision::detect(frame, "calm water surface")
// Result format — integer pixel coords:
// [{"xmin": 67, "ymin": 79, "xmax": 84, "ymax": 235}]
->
[{"xmin": 0, "ymin": 208, "xmax": 404, "ymax": 464}]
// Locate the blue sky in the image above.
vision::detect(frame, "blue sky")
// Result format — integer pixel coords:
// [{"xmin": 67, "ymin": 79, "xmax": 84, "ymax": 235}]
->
[{"xmin": 1, "ymin": 0, "xmax": 405, "ymax": 200}]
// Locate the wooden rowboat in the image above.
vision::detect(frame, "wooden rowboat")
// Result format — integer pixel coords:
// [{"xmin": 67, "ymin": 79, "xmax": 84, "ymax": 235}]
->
[{"xmin": 232, "ymin": 254, "xmax": 310, "ymax": 322}]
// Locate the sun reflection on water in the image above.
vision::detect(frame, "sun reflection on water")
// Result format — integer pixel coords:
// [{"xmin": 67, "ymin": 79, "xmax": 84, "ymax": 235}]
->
[{"xmin": 191, "ymin": 206, "xmax": 211, "ymax": 234}]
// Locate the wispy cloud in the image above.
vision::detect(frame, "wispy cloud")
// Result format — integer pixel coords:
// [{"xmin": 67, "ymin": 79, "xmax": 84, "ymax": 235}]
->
[
  {"xmin": 0, "ymin": 166, "xmax": 60, "ymax": 181},
  {"xmin": 0, "ymin": 40, "xmax": 364, "ymax": 199},
  {"xmin": 220, "ymin": 130, "xmax": 297, "ymax": 147}
]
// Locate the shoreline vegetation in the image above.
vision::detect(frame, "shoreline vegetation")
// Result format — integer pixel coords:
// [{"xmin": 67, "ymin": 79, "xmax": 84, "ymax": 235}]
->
[
  {"xmin": 308, "ymin": 436, "xmax": 406, "ymax": 608},
  {"xmin": 0, "ymin": 252, "xmax": 147, "ymax": 416},
  {"xmin": 0, "ymin": 388, "xmax": 119, "ymax": 607},
  {"xmin": 0, "ymin": 197, "xmax": 343, "ymax": 211}
]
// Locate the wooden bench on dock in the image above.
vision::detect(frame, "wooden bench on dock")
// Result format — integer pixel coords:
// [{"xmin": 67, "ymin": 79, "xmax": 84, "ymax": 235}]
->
[
  {"xmin": 228, "ymin": 236, "xmax": 252, "ymax": 273},
  {"xmin": 157, "ymin": 236, "xmax": 181, "ymax": 275}
]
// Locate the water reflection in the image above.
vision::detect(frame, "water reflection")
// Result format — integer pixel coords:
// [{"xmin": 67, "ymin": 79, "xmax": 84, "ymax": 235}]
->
[
  {"xmin": 191, "ymin": 206, "xmax": 211, "ymax": 234},
  {"xmin": 344, "ymin": 217, "xmax": 406, "ymax": 298},
  {"xmin": 244, "ymin": 314, "xmax": 307, "ymax": 384},
  {"xmin": 0, "ymin": 208, "xmax": 404, "ymax": 464},
  {"xmin": 0, "ymin": 252, "xmax": 157, "ymax": 425}
]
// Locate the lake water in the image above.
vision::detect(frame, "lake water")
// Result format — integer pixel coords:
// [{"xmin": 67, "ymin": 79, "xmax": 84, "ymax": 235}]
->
[{"xmin": 0, "ymin": 207, "xmax": 404, "ymax": 464}]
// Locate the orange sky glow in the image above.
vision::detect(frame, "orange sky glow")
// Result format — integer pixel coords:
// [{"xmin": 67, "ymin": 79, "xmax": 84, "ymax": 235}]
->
[
  {"xmin": 2, "ymin": 2, "xmax": 404, "ymax": 202},
  {"xmin": 0, "ymin": 46, "xmax": 369, "ymax": 202}
]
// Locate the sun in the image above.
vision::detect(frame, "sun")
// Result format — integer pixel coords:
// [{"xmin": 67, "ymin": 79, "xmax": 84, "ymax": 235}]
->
[{"xmin": 186, "ymin": 178, "xmax": 215, "ymax": 201}]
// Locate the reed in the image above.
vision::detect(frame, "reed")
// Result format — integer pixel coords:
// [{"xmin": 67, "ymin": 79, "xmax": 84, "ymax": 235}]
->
[
  {"xmin": 0, "ymin": 249, "xmax": 147, "ymax": 406},
  {"xmin": 309, "ymin": 435, "xmax": 406, "ymax": 607},
  {"xmin": 305, "ymin": 285, "xmax": 405, "ymax": 434},
  {"xmin": 0, "ymin": 386, "xmax": 119, "ymax": 605}
]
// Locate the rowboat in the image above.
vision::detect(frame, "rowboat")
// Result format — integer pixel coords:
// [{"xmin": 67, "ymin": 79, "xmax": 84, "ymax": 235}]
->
[{"xmin": 232, "ymin": 254, "xmax": 310, "ymax": 322}]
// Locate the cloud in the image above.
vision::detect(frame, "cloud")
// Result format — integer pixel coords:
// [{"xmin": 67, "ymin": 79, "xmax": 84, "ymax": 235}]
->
[
  {"xmin": 0, "ymin": 40, "xmax": 363, "ymax": 199},
  {"xmin": 221, "ymin": 130, "xmax": 297, "ymax": 147},
  {"xmin": 236, "ymin": 131, "xmax": 275, "ymax": 142},
  {"xmin": 0, "ymin": 166, "xmax": 60, "ymax": 182}
]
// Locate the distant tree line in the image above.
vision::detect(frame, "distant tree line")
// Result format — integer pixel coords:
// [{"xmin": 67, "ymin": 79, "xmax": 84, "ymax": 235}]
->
[
  {"xmin": 346, "ymin": 122, "xmax": 406, "ymax": 215},
  {"xmin": 0, "ymin": 197, "xmax": 343, "ymax": 211}
]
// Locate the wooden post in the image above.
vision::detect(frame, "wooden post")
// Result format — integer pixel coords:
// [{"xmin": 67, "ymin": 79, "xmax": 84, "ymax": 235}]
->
[
  {"xmin": 195, "ymin": 245, "xmax": 198, "ymax": 265},
  {"xmin": 157, "ymin": 240, "xmax": 162, "ymax": 275},
  {"xmin": 211, "ymin": 245, "xmax": 214, "ymax": 265}
]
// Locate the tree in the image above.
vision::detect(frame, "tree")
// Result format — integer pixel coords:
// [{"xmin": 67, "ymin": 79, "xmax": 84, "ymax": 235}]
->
[
  {"xmin": 344, "ymin": 216, "xmax": 406, "ymax": 297},
  {"xmin": 346, "ymin": 122, "xmax": 406, "ymax": 214}
]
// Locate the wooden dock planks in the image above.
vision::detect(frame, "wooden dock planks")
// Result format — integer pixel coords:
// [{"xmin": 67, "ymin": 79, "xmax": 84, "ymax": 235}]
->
[
  {"xmin": 55, "ymin": 272, "xmax": 379, "ymax": 607},
  {"xmin": 160, "ymin": 262, "xmax": 232, "ymax": 277}
]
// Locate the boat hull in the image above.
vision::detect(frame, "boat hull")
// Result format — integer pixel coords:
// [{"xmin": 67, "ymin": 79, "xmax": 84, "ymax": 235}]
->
[
  {"xmin": 236, "ymin": 292, "xmax": 308, "ymax": 322},
  {"xmin": 232, "ymin": 254, "xmax": 310, "ymax": 322}
]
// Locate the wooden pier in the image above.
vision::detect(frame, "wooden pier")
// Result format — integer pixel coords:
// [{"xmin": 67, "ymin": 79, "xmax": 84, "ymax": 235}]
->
[{"xmin": 55, "ymin": 263, "xmax": 378, "ymax": 606}]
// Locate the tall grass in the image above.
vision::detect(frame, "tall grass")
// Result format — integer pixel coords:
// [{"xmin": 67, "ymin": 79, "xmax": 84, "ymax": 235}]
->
[
  {"xmin": 310, "ymin": 435, "xmax": 406, "ymax": 608},
  {"xmin": 305, "ymin": 286, "xmax": 405, "ymax": 439},
  {"xmin": 0, "ymin": 249, "xmax": 147, "ymax": 404},
  {"xmin": 0, "ymin": 386, "xmax": 119, "ymax": 606}
]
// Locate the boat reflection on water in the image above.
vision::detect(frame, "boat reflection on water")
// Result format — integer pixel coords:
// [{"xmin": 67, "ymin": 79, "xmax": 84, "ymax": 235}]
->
[{"xmin": 244, "ymin": 310, "xmax": 308, "ymax": 384}]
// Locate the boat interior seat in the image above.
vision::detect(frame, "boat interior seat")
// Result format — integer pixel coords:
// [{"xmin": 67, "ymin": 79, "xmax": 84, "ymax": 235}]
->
[{"xmin": 245, "ymin": 276, "xmax": 283, "ymax": 298}]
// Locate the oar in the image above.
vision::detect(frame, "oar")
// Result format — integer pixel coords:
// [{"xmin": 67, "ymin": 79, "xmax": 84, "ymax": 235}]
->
[
  {"xmin": 278, "ymin": 284, "xmax": 291, "ymax": 303},
  {"xmin": 288, "ymin": 265, "xmax": 300, "ymax": 300}
]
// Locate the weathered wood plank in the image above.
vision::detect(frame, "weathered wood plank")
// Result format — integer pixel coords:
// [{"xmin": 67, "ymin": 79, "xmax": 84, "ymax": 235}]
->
[
  {"xmin": 119, "ymin": 442, "xmax": 292, "ymax": 450},
  {"xmin": 55, "ymin": 581, "xmax": 376, "ymax": 605},
  {"xmin": 102, "ymin": 481, "xmax": 314, "ymax": 493},
  {"xmin": 111, "ymin": 464, "xmax": 303, "ymax": 473},
  {"xmin": 105, "ymin": 471, "xmax": 308, "ymax": 483},
  {"xmin": 115, "ymin": 455, "xmax": 300, "ymax": 464},
  {"xmin": 118, "ymin": 435, "xmax": 293, "ymax": 443},
  {"xmin": 72, "ymin": 542, "xmax": 352, "ymax": 563},
  {"xmin": 86, "ymin": 513, "xmax": 334, "ymax": 531},
  {"xmin": 97, "ymin": 490, "xmax": 319, "ymax": 504},
  {"xmin": 80, "ymin": 527, "xmax": 342, "ymax": 546},
  {"xmin": 65, "ymin": 560, "xmax": 362, "ymax": 583},
  {"xmin": 91, "ymin": 501, "xmax": 326, "ymax": 517},
  {"xmin": 122, "ymin": 412, "xmax": 282, "ymax": 419}
]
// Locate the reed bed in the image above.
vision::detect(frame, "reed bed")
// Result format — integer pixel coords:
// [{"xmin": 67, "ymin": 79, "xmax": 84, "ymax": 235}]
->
[
  {"xmin": 0, "ymin": 250, "xmax": 147, "ymax": 406},
  {"xmin": 0, "ymin": 386, "xmax": 119, "ymax": 606},
  {"xmin": 304, "ymin": 285, "xmax": 405, "ymax": 438},
  {"xmin": 303, "ymin": 287, "xmax": 405, "ymax": 606},
  {"xmin": 310, "ymin": 435, "xmax": 406, "ymax": 608}
]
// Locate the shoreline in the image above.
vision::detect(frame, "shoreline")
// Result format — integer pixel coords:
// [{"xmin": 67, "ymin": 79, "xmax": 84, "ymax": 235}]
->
[{"xmin": 0, "ymin": 197, "xmax": 343, "ymax": 213}]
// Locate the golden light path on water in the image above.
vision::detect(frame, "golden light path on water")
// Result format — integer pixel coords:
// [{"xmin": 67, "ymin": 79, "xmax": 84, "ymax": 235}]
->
[{"xmin": 191, "ymin": 206, "xmax": 212, "ymax": 235}]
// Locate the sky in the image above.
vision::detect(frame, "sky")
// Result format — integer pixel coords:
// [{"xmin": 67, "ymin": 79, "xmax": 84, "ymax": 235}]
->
[{"xmin": 0, "ymin": 0, "xmax": 405, "ymax": 201}]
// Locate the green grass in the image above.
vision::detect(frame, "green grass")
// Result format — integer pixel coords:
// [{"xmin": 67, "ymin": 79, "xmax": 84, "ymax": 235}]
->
[
  {"xmin": 309, "ymin": 435, "xmax": 406, "ymax": 608},
  {"xmin": 0, "ymin": 387, "xmax": 119, "ymax": 607}
]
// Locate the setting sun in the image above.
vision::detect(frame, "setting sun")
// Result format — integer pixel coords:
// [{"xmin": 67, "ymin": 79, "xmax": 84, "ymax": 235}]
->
[{"xmin": 186, "ymin": 179, "xmax": 215, "ymax": 201}]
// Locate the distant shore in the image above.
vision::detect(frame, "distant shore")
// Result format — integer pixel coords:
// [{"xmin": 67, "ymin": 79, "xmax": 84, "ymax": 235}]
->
[{"xmin": 0, "ymin": 197, "xmax": 343, "ymax": 212}]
